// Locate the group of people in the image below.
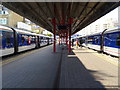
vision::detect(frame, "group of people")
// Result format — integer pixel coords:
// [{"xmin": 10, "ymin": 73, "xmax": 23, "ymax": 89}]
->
[{"xmin": 72, "ymin": 38, "xmax": 83, "ymax": 48}]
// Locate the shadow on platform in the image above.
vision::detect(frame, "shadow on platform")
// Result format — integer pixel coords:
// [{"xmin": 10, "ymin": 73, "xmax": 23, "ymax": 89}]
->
[{"xmin": 59, "ymin": 48, "xmax": 108, "ymax": 89}]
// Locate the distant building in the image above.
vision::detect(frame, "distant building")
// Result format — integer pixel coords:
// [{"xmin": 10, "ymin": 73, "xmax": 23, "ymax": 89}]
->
[
  {"xmin": 0, "ymin": 5, "xmax": 24, "ymax": 27},
  {"xmin": 95, "ymin": 25, "xmax": 100, "ymax": 32},
  {"xmin": 30, "ymin": 23, "xmax": 45, "ymax": 34},
  {"xmin": 24, "ymin": 19, "xmax": 45, "ymax": 34},
  {"xmin": 0, "ymin": 5, "xmax": 45, "ymax": 34},
  {"xmin": 103, "ymin": 24, "xmax": 107, "ymax": 30},
  {"xmin": 77, "ymin": 17, "xmax": 118, "ymax": 36}
]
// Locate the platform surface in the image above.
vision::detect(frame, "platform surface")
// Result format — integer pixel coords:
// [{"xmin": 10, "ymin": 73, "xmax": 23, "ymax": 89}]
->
[
  {"xmin": 3, "ymin": 45, "xmax": 62, "ymax": 88},
  {"xmin": 59, "ymin": 46, "xmax": 118, "ymax": 88},
  {"xmin": 2, "ymin": 44, "xmax": 119, "ymax": 88}
]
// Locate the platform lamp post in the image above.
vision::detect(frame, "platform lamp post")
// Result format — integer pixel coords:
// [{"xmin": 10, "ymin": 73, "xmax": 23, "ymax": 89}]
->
[{"xmin": 52, "ymin": 17, "xmax": 56, "ymax": 53}]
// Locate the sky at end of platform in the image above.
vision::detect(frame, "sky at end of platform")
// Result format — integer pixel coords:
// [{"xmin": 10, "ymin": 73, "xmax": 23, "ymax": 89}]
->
[
  {"xmin": 76, "ymin": 6, "xmax": 119, "ymax": 35},
  {"xmin": 0, "ymin": 0, "xmax": 120, "ymax": 2},
  {"xmin": 90, "ymin": 7, "xmax": 118, "ymax": 26}
]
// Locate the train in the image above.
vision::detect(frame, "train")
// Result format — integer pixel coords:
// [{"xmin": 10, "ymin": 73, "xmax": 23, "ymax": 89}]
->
[
  {"xmin": 0, "ymin": 25, "xmax": 53, "ymax": 57},
  {"xmin": 72, "ymin": 26, "xmax": 120, "ymax": 57}
]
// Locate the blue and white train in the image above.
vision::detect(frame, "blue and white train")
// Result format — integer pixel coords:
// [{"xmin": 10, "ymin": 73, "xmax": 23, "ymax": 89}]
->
[
  {"xmin": 73, "ymin": 26, "xmax": 120, "ymax": 57},
  {"xmin": 0, "ymin": 25, "xmax": 53, "ymax": 57}
]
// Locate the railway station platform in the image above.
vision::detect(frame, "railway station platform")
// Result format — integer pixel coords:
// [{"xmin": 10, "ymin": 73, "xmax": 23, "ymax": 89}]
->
[{"xmin": 2, "ymin": 44, "xmax": 119, "ymax": 89}]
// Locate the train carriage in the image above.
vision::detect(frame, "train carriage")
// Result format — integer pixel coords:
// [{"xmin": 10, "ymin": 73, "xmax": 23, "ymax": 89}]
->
[
  {"xmin": 87, "ymin": 33, "xmax": 102, "ymax": 51},
  {"xmin": 39, "ymin": 34, "xmax": 46, "ymax": 47},
  {"xmin": 0, "ymin": 25, "xmax": 15, "ymax": 57},
  {"xmin": 14, "ymin": 28, "xmax": 39, "ymax": 52},
  {"xmin": 0, "ymin": 25, "xmax": 53, "ymax": 57},
  {"xmin": 73, "ymin": 26, "xmax": 120, "ymax": 57},
  {"xmin": 103, "ymin": 27, "xmax": 120, "ymax": 57},
  {"xmin": 49, "ymin": 37, "xmax": 53, "ymax": 44}
]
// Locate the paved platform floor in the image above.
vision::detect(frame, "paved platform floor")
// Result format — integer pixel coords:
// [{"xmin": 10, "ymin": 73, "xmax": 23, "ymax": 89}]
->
[
  {"xmin": 59, "ymin": 46, "xmax": 118, "ymax": 88},
  {"xmin": 2, "ymin": 45, "xmax": 62, "ymax": 88},
  {"xmin": 2, "ymin": 44, "xmax": 119, "ymax": 89}
]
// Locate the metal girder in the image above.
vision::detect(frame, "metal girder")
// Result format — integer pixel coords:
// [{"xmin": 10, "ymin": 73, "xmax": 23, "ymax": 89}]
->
[
  {"xmin": 72, "ymin": 2, "xmax": 100, "ymax": 33},
  {"xmin": 73, "ymin": 2, "xmax": 120, "ymax": 34},
  {"xmin": 35, "ymin": 2, "xmax": 53, "ymax": 28},
  {"xmin": 72, "ymin": 2, "xmax": 89, "ymax": 31},
  {"xmin": 2, "ymin": 2, "xmax": 51, "ymax": 31},
  {"xmin": 23, "ymin": 2, "xmax": 52, "ymax": 29}
]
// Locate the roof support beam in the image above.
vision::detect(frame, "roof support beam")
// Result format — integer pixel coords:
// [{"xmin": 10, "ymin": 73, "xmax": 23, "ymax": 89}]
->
[
  {"xmin": 72, "ymin": 2, "xmax": 89, "ymax": 32},
  {"xmin": 73, "ymin": 2, "xmax": 120, "ymax": 34},
  {"xmin": 2, "ymin": 2, "xmax": 119, "ymax": 35},
  {"xmin": 35, "ymin": 2, "xmax": 53, "ymax": 28},
  {"xmin": 24, "ymin": 3, "xmax": 52, "ymax": 29},
  {"xmin": 72, "ymin": 2, "xmax": 100, "ymax": 33}
]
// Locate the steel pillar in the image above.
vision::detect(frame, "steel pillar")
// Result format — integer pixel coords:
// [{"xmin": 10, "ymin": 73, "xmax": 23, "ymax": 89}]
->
[{"xmin": 52, "ymin": 18, "xmax": 56, "ymax": 52}]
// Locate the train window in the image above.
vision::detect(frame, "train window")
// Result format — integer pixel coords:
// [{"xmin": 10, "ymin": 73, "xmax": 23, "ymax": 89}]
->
[
  {"xmin": 31, "ymin": 36, "xmax": 35, "ymax": 43},
  {"xmin": 21, "ymin": 35, "xmax": 25, "ymax": 44},
  {"xmin": 39, "ymin": 38, "xmax": 41, "ymax": 43},
  {"xmin": 87, "ymin": 37, "xmax": 93, "ymax": 44},
  {"xmin": 94, "ymin": 37, "xmax": 98, "ymax": 44},
  {"xmin": 105, "ymin": 34, "xmax": 109, "ymax": 39},
  {"xmin": 106, "ymin": 34, "xmax": 109, "ymax": 38},
  {"xmin": 6, "ymin": 37, "xmax": 10, "ymax": 46},
  {"xmin": 27, "ymin": 36, "xmax": 31, "ymax": 44},
  {"xmin": 116, "ymin": 34, "xmax": 120, "ymax": 46},
  {"xmin": 95, "ymin": 39, "xmax": 99, "ymax": 44},
  {"xmin": 5, "ymin": 32, "xmax": 12, "ymax": 46},
  {"xmin": 109, "ymin": 34, "xmax": 112, "ymax": 37},
  {"xmin": 40, "ymin": 37, "xmax": 43, "ymax": 39},
  {"xmin": 24, "ymin": 35, "xmax": 28, "ymax": 41},
  {"xmin": 35, "ymin": 36, "xmax": 37, "ymax": 43}
]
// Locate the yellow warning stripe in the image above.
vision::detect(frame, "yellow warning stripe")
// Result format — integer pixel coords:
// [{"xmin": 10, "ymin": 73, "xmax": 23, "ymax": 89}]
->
[{"xmin": 85, "ymin": 48, "xmax": 119, "ymax": 67}]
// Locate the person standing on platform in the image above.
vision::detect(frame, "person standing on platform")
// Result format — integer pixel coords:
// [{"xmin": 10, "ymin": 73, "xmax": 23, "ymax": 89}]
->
[{"xmin": 76, "ymin": 39, "xmax": 79, "ymax": 48}]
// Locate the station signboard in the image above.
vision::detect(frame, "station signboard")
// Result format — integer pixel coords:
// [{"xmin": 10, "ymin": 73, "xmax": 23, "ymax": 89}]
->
[{"xmin": 17, "ymin": 22, "xmax": 31, "ymax": 31}]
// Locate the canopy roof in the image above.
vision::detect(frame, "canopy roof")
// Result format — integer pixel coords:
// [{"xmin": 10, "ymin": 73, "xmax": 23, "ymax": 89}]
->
[{"xmin": 2, "ymin": 2, "xmax": 119, "ymax": 34}]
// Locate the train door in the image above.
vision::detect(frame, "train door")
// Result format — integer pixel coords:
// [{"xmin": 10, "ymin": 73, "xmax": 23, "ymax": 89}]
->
[{"xmin": 11, "ymin": 28, "xmax": 18, "ymax": 54}]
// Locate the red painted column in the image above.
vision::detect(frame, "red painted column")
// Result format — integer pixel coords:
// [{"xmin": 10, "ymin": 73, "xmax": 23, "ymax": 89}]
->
[{"xmin": 52, "ymin": 18, "xmax": 56, "ymax": 52}]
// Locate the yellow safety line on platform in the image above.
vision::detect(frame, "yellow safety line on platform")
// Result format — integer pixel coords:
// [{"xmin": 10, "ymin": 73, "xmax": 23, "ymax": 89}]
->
[
  {"xmin": 72, "ymin": 47, "xmax": 119, "ymax": 67},
  {"xmin": 85, "ymin": 48, "xmax": 119, "ymax": 67},
  {"xmin": 93, "ymin": 53, "xmax": 119, "ymax": 67},
  {"xmin": 1, "ymin": 45, "xmax": 51, "ymax": 66}
]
